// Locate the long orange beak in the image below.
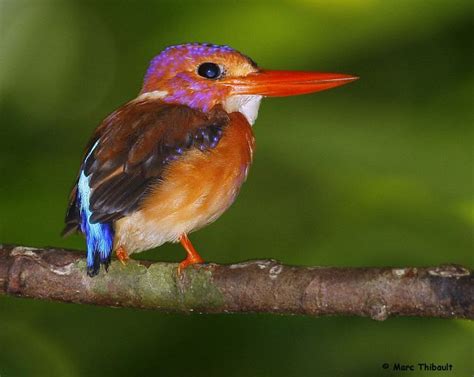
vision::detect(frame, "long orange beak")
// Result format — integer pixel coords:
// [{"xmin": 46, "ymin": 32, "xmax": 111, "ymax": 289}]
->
[{"xmin": 224, "ymin": 70, "xmax": 358, "ymax": 97}]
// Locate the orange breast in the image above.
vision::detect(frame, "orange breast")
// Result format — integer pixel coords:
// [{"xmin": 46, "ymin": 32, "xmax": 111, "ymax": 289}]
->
[{"xmin": 114, "ymin": 112, "xmax": 255, "ymax": 253}]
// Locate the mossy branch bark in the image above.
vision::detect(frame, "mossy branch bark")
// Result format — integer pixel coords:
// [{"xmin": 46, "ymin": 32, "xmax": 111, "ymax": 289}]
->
[{"xmin": 0, "ymin": 244, "xmax": 472, "ymax": 320}]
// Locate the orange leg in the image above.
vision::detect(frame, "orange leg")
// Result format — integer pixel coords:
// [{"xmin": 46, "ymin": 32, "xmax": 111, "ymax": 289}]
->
[
  {"xmin": 116, "ymin": 245, "xmax": 129, "ymax": 265},
  {"xmin": 178, "ymin": 234, "xmax": 204, "ymax": 274}
]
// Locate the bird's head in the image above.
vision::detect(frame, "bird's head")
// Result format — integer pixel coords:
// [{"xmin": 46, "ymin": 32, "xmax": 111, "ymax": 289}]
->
[{"xmin": 141, "ymin": 43, "xmax": 357, "ymax": 124}]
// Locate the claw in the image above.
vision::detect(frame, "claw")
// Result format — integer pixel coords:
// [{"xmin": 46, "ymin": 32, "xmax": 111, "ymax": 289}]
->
[{"xmin": 116, "ymin": 246, "xmax": 129, "ymax": 266}]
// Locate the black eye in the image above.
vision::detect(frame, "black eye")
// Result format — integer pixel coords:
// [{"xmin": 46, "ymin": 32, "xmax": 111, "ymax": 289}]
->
[{"xmin": 197, "ymin": 62, "xmax": 221, "ymax": 79}]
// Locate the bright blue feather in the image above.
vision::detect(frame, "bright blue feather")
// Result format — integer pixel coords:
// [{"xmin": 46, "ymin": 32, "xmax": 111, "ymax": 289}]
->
[{"xmin": 77, "ymin": 142, "xmax": 114, "ymax": 276}]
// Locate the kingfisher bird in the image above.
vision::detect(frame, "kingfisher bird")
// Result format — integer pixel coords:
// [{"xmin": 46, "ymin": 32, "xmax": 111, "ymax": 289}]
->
[{"xmin": 63, "ymin": 43, "xmax": 357, "ymax": 277}]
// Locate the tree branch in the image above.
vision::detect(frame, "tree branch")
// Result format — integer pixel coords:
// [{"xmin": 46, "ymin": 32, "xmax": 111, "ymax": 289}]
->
[{"xmin": 0, "ymin": 244, "xmax": 472, "ymax": 320}]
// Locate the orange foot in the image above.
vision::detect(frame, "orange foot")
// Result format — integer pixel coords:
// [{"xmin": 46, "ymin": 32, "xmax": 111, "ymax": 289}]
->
[
  {"xmin": 116, "ymin": 246, "xmax": 129, "ymax": 266},
  {"xmin": 178, "ymin": 234, "xmax": 204, "ymax": 275}
]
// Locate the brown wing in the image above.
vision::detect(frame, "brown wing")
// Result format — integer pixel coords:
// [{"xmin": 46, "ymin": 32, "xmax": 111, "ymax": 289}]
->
[{"xmin": 63, "ymin": 99, "xmax": 230, "ymax": 235}]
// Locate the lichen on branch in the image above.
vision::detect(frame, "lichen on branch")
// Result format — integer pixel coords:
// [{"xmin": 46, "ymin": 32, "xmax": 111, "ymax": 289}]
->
[{"xmin": 0, "ymin": 244, "xmax": 472, "ymax": 320}]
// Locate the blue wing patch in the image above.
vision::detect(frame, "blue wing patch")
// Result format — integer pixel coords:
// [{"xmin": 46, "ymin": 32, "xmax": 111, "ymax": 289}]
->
[{"xmin": 77, "ymin": 142, "xmax": 114, "ymax": 276}]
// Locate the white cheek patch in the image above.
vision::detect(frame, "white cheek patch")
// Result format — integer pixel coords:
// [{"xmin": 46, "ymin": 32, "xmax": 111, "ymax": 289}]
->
[{"xmin": 223, "ymin": 95, "xmax": 262, "ymax": 125}]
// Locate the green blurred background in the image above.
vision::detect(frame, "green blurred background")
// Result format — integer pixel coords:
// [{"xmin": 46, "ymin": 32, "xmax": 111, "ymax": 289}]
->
[{"xmin": 0, "ymin": 0, "xmax": 472, "ymax": 376}]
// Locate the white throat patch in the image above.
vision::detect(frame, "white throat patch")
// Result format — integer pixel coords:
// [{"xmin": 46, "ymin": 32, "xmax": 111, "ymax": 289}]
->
[
  {"xmin": 135, "ymin": 91, "xmax": 262, "ymax": 126},
  {"xmin": 223, "ymin": 95, "xmax": 262, "ymax": 126}
]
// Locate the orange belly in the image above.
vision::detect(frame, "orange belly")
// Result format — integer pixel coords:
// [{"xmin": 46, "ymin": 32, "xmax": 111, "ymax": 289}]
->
[{"xmin": 114, "ymin": 112, "xmax": 255, "ymax": 253}]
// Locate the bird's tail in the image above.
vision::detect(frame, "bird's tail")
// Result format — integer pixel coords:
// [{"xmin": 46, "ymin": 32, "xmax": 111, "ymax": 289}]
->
[
  {"xmin": 77, "ymin": 165, "xmax": 115, "ymax": 277},
  {"xmin": 82, "ymin": 218, "xmax": 114, "ymax": 277}
]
